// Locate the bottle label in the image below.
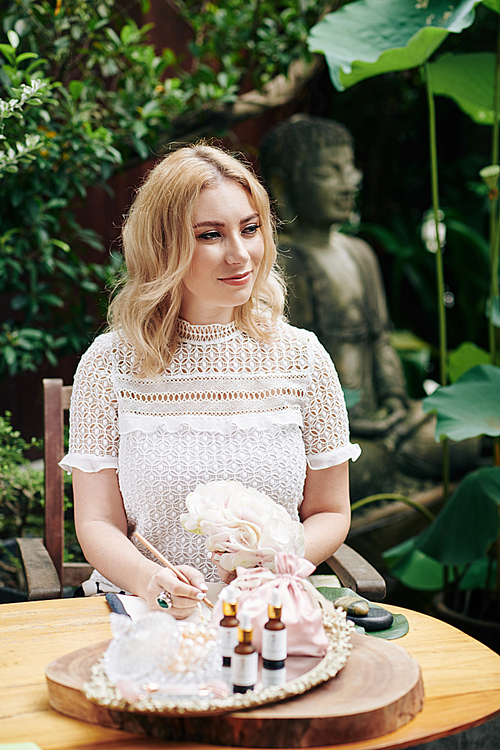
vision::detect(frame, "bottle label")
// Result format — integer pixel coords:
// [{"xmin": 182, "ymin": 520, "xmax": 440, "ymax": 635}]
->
[
  {"xmin": 262, "ymin": 667, "xmax": 287, "ymax": 688},
  {"xmin": 221, "ymin": 664, "xmax": 232, "ymax": 686},
  {"xmin": 262, "ymin": 628, "xmax": 287, "ymax": 661},
  {"xmin": 231, "ymin": 651, "xmax": 258, "ymax": 687},
  {"xmin": 219, "ymin": 625, "xmax": 239, "ymax": 658}
]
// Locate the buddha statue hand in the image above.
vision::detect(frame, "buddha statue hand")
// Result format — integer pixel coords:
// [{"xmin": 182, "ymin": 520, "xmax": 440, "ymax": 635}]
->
[{"xmin": 349, "ymin": 397, "xmax": 407, "ymax": 438}]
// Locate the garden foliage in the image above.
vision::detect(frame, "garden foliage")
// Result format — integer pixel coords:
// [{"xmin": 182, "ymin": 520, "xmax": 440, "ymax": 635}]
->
[
  {"xmin": 310, "ymin": 0, "xmax": 500, "ymax": 600},
  {"xmin": 0, "ymin": 0, "xmax": 327, "ymax": 378}
]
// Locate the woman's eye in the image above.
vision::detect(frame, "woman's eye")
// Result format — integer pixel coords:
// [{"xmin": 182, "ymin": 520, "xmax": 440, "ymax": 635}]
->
[
  {"xmin": 198, "ymin": 230, "xmax": 221, "ymax": 241},
  {"xmin": 242, "ymin": 223, "xmax": 261, "ymax": 235}
]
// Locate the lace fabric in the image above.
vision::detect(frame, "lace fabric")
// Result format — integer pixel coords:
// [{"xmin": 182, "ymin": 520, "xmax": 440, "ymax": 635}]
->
[{"xmin": 61, "ymin": 319, "xmax": 360, "ymax": 581}]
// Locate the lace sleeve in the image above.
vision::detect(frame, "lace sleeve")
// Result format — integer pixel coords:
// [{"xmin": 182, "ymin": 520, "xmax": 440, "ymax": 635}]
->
[
  {"xmin": 59, "ymin": 334, "xmax": 119, "ymax": 473},
  {"xmin": 302, "ymin": 334, "xmax": 361, "ymax": 469}
]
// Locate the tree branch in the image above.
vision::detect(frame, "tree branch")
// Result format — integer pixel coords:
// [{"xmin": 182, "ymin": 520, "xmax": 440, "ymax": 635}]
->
[{"xmin": 167, "ymin": 55, "xmax": 324, "ymax": 143}]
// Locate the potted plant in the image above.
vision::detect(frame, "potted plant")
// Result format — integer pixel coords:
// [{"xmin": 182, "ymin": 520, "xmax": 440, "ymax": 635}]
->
[
  {"xmin": 308, "ymin": 0, "xmax": 500, "ymax": 650},
  {"xmin": 382, "ymin": 365, "xmax": 500, "ymax": 651}
]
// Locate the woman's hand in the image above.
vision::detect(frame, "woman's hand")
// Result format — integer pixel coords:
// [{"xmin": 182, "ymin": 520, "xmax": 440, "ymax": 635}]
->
[
  {"xmin": 211, "ymin": 552, "xmax": 236, "ymax": 585},
  {"xmin": 147, "ymin": 564, "xmax": 208, "ymax": 619}
]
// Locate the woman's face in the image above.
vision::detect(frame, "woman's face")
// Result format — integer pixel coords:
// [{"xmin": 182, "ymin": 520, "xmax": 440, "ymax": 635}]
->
[{"xmin": 180, "ymin": 179, "xmax": 265, "ymax": 325}]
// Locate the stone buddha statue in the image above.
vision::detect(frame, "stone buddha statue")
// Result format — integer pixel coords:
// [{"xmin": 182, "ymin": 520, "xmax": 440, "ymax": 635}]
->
[{"xmin": 260, "ymin": 114, "xmax": 479, "ymax": 500}]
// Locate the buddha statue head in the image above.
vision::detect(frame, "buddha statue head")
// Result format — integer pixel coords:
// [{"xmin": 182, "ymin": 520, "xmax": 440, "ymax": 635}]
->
[{"xmin": 260, "ymin": 114, "xmax": 362, "ymax": 229}]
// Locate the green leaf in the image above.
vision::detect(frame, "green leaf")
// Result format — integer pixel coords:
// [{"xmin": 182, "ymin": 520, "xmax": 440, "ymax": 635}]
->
[
  {"xmin": 308, "ymin": 0, "xmax": 482, "ymax": 91},
  {"xmin": 427, "ymin": 52, "xmax": 498, "ymax": 124},
  {"xmin": 7, "ymin": 30, "xmax": 20, "ymax": 50},
  {"xmin": 15, "ymin": 52, "xmax": 38, "ymax": 63},
  {"xmin": 40, "ymin": 293, "xmax": 64, "ymax": 308},
  {"xmin": 382, "ymin": 539, "xmax": 445, "ymax": 590},
  {"xmin": 3, "ymin": 346, "xmax": 16, "ymax": 367},
  {"xmin": 422, "ymin": 364, "xmax": 500, "ymax": 440},
  {"xmin": 483, "ymin": 0, "xmax": 500, "ymax": 12},
  {"xmin": 69, "ymin": 80, "xmax": 84, "ymax": 101},
  {"xmin": 417, "ymin": 467, "xmax": 500, "ymax": 565},
  {"xmin": 51, "ymin": 239, "xmax": 71, "ymax": 252},
  {"xmin": 459, "ymin": 557, "xmax": 497, "ymax": 590},
  {"xmin": 448, "ymin": 342, "xmax": 490, "ymax": 383},
  {"xmin": 0, "ymin": 44, "xmax": 16, "ymax": 63},
  {"xmin": 316, "ymin": 586, "xmax": 358, "ymax": 601},
  {"xmin": 369, "ymin": 613, "xmax": 409, "ymax": 640},
  {"xmin": 46, "ymin": 350, "xmax": 58, "ymax": 366},
  {"xmin": 390, "ymin": 329, "xmax": 431, "ymax": 351},
  {"xmin": 130, "ymin": 135, "xmax": 149, "ymax": 160}
]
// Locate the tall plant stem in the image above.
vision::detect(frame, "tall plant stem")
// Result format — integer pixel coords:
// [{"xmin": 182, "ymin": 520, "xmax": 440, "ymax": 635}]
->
[
  {"xmin": 425, "ymin": 64, "xmax": 449, "ymax": 502},
  {"xmin": 351, "ymin": 493, "xmax": 435, "ymax": 523},
  {"xmin": 491, "ymin": 22, "xmax": 500, "ymax": 472},
  {"xmin": 489, "ymin": 22, "xmax": 500, "ymax": 368}
]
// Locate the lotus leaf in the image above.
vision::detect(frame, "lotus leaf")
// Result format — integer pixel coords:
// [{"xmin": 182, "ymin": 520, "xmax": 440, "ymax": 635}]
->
[
  {"xmin": 448, "ymin": 342, "xmax": 490, "ymax": 383},
  {"xmin": 417, "ymin": 467, "xmax": 500, "ymax": 565},
  {"xmin": 422, "ymin": 364, "xmax": 500, "ymax": 441},
  {"xmin": 308, "ymin": 0, "xmax": 481, "ymax": 91},
  {"xmin": 382, "ymin": 539, "xmax": 445, "ymax": 590},
  {"xmin": 427, "ymin": 52, "xmax": 498, "ymax": 124}
]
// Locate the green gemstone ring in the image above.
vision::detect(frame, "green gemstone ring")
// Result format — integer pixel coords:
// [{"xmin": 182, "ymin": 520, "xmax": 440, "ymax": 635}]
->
[{"xmin": 156, "ymin": 591, "xmax": 173, "ymax": 610}]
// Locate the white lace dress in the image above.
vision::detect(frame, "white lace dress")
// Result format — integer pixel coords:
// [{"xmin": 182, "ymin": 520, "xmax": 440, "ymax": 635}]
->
[{"xmin": 61, "ymin": 319, "xmax": 360, "ymax": 583}]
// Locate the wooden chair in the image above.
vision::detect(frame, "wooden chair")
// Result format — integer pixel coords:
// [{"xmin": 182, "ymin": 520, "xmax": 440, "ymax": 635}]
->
[
  {"xmin": 17, "ymin": 379, "xmax": 93, "ymax": 600},
  {"xmin": 17, "ymin": 379, "xmax": 386, "ymax": 602}
]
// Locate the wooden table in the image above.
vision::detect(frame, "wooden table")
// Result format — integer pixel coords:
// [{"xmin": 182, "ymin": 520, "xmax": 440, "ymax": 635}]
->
[{"xmin": 1, "ymin": 597, "xmax": 499, "ymax": 750}]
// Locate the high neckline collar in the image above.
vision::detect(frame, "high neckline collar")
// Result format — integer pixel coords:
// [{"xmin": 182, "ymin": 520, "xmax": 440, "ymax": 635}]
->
[{"xmin": 177, "ymin": 318, "xmax": 240, "ymax": 344}]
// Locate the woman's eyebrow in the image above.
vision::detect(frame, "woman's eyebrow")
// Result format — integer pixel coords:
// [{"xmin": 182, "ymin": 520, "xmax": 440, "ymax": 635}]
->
[
  {"xmin": 193, "ymin": 220, "xmax": 225, "ymax": 228},
  {"xmin": 193, "ymin": 213, "xmax": 259, "ymax": 229},
  {"xmin": 241, "ymin": 213, "xmax": 259, "ymax": 224}
]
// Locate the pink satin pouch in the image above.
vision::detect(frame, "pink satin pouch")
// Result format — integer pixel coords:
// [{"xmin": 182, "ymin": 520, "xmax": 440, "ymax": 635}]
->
[{"xmin": 211, "ymin": 552, "xmax": 329, "ymax": 657}]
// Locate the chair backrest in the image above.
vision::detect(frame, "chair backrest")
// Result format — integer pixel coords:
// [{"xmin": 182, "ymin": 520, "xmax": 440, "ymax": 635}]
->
[{"xmin": 43, "ymin": 378, "xmax": 92, "ymax": 587}]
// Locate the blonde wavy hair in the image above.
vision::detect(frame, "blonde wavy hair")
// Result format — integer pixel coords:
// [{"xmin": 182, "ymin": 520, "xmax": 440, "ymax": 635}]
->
[{"xmin": 108, "ymin": 143, "xmax": 285, "ymax": 376}]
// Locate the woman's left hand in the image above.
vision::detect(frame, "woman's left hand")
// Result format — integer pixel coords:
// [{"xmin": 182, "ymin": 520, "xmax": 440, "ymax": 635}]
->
[{"xmin": 211, "ymin": 552, "xmax": 236, "ymax": 585}]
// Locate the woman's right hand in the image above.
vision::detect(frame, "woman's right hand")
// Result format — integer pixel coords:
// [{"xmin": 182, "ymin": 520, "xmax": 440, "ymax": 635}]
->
[{"xmin": 146, "ymin": 565, "xmax": 208, "ymax": 619}]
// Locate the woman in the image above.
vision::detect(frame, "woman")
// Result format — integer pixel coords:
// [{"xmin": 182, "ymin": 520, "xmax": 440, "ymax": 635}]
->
[{"xmin": 61, "ymin": 144, "xmax": 360, "ymax": 619}]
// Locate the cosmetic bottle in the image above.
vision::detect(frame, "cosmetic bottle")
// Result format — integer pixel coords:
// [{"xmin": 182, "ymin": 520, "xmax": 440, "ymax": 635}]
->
[
  {"xmin": 261, "ymin": 588, "xmax": 287, "ymax": 687},
  {"xmin": 218, "ymin": 585, "xmax": 239, "ymax": 684},
  {"xmin": 231, "ymin": 611, "xmax": 258, "ymax": 693}
]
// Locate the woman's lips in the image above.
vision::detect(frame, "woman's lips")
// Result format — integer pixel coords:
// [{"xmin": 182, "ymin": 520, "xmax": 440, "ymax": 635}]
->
[{"xmin": 219, "ymin": 271, "xmax": 252, "ymax": 286}]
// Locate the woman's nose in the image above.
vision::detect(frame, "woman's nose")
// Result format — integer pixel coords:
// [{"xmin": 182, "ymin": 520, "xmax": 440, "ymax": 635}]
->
[{"xmin": 225, "ymin": 234, "xmax": 249, "ymax": 264}]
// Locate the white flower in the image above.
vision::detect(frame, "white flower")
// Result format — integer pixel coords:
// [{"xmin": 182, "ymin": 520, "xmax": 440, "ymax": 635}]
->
[{"xmin": 180, "ymin": 481, "xmax": 305, "ymax": 571}]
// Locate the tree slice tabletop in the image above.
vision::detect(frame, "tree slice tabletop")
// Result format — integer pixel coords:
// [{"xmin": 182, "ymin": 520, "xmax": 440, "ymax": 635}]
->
[{"xmin": 1, "ymin": 596, "xmax": 499, "ymax": 750}]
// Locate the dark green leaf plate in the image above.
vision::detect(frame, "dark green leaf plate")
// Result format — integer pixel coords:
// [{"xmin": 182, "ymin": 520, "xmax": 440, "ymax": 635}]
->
[{"xmin": 316, "ymin": 587, "xmax": 409, "ymax": 640}]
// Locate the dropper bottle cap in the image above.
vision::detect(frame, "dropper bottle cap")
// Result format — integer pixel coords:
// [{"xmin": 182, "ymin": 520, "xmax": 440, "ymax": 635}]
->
[
  {"xmin": 221, "ymin": 585, "xmax": 238, "ymax": 617},
  {"xmin": 237, "ymin": 610, "xmax": 253, "ymax": 643},
  {"xmin": 224, "ymin": 585, "xmax": 238, "ymax": 605},
  {"xmin": 269, "ymin": 587, "xmax": 282, "ymax": 619}
]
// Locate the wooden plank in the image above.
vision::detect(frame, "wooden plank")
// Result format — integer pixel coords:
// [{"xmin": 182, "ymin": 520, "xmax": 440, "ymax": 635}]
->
[
  {"xmin": 63, "ymin": 562, "xmax": 94, "ymax": 588},
  {"xmin": 62, "ymin": 384, "xmax": 73, "ymax": 411},
  {"xmin": 325, "ymin": 545, "xmax": 386, "ymax": 601},
  {"xmin": 43, "ymin": 378, "xmax": 65, "ymax": 582},
  {"xmin": 16, "ymin": 537, "xmax": 62, "ymax": 600}
]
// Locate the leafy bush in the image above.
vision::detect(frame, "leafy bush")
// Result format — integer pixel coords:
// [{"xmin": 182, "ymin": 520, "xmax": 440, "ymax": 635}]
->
[
  {"xmin": 176, "ymin": 0, "xmax": 322, "ymax": 96},
  {"xmin": 0, "ymin": 0, "xmax": 329, "ymax": 378},
  {"xmin": 0, "ymin": 412, "xmax": 42, "ymax": 538},
  {"xmin": 0, "ymin": 411, "xmax": 83, "ymax": 567}
]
